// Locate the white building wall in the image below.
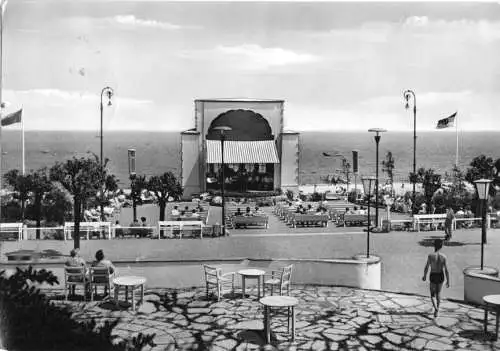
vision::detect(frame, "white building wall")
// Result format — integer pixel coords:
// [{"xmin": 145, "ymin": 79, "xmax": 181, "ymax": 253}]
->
[
  {"xmin": 181, "ymin": 131, "xmax": 202, "ymax": 197},
  {"xmin": 280, "ymin": 132, "xmax": 300, "ymax": 191}
]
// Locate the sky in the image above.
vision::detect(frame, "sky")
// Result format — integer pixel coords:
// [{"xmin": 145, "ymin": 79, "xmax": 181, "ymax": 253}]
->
[{"xmin": 2, "ymin": 0, "xmax": 500, "ymax": 131}]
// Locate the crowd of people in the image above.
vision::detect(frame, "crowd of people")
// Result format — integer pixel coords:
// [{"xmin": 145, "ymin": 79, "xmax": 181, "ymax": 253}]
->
[
  {"xmin": 171, "ymin": 205, "xmax": 205, "ymax": 218},
  {"xmin": 234, "ymin": 206, "xmax": 265, "ymax": 217}
]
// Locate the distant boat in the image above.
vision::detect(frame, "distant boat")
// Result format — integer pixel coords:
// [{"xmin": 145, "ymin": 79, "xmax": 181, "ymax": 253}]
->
[
  {"xmin": 1, "ymin": 151, "xmax": 7, "ymax": 155},
  {"xmin": 41, "ymin": 150, "xmax": 50, "ymax": 154}
]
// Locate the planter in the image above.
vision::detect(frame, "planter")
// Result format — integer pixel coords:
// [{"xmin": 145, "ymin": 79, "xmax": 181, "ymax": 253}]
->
[{"xmin": 463, "ymin": 265, "xmax": 500, "ymax": 305}]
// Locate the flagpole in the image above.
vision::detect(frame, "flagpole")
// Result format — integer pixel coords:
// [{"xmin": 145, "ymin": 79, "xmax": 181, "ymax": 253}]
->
[
  {"xmin": 0, "ymin": 1, "xmax": 4, "ymax": 223},
  {"xmin": 455, "ymin": 112, "xmax": 459, "ymax": 167},
  {"xmin": 21, "ymin": 107, "xmax": 24, "ymax": 175}
]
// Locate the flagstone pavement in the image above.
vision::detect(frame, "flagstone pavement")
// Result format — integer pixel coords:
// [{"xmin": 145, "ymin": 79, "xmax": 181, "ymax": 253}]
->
[{"xmin": 48, "ymin": 285, "xmax": 500, "ymax": 351}]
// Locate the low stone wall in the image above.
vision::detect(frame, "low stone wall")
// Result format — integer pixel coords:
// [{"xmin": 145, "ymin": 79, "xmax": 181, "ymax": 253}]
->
[
  {"xmin": 463, "ymin": 266, "xmax": 500, "ymax": 305},
  {"xmin": 1, "ymin": 256, "xmax": 382, "ymax": 291}
]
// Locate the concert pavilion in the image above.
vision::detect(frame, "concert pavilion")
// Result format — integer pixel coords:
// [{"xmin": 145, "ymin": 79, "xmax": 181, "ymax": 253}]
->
[{"xmin": 180, "ymin": 99, "xmax": 300, "ymax": 197}]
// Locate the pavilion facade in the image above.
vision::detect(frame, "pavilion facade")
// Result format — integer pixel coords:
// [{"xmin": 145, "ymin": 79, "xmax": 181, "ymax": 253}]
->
[{"xmin": 180, "ymin": 99, "xmax": 300, "ymax": 197}]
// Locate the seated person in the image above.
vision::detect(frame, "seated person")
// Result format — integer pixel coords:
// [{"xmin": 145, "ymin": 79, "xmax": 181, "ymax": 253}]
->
[
  {"xmin": 171, "ymin": 205, "xmax": 180, "ymax": 216},
  {"xmin": 91, "ymin": 249, "xmax": 115, "ymax": 275},
  {"xmin": 184, "ymin": 206, "xmax": 190, "ymax": 214},
  {"xmin": 307, "ymin": 204, "xmax": 315, "ymax": 213},
  {"xmin": 65, "ymin": 249, "xmax": 87, "ymax": 270},
  {"xmin": 353, "ymin": 206, "xmax": 359, "ymax": 214},
  {"xmin": 129, "ymin": 219, "xmax": 141, "ymax": 237},
  {"xmin": 65, "ymin": 249, "xmax": 88, "ymax": 293},
  {"xmin": 235, "ymin": 208, "xmax": 243, "ymax": 216},
  {"xmin": 358, "ymin": 206, "xmax": 367, "ymax": 215},
  {"xmin": 180, "ymin": 210, "xmax": 186, "ymax": 217},
  {"xmin": 140, "ymin": 216, "xmax": 148, "ymax": 226},
  {"xmin": 254, "ymin": 206, "xmax": 264, "ymax": 215},
  {"xmin": 191, "ymin": 209, "xmax": 200, "ymax": 218},
  {"xmin": 114, "ymin": 220, "xmax": 124, "ymax": 238},
  {"xmin": 244, "ymin": 206, "xmax": 253, "ymax": 217}
]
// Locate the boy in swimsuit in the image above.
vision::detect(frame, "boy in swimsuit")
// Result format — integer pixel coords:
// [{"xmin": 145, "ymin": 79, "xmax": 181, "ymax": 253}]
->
[{"xmin": 422, "ymin": 239, "xmax": 450, "ymax": 317}]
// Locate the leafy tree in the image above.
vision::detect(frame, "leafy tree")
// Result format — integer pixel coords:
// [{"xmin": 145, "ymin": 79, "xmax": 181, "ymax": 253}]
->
[
  {"xmin": 50, "ymin": 156, "xmax": 102, "ymax": 249},
  {"xmin": 414, "ymin": 167, "xmax": 442, "ymax": 214},
  {"xmin": 28, "ymin": 169, "xmax": 53, "ymax": 239},
  {"xmin": 3, "ymin": 169, "xmax": 30, "ymax": 220},
  {"xmin": 4, "ymin": 168, "xmax": 52, "ymax": 238},
  {"xmin": 130, "ymin": 174, "xmax": 147, "ymax": 222},
  {"xmin": 382, "ymin": 151, "xmax": 395, "ymax": 195},
  {"xmin": 465, "ymin": 155, "xmax": 497, "ymax": 196},
  {"xmin": 43, "ymin": 181, "xmax": 73, "ymax": 225},
  {"xmin": 146, "ymin": 172, "xmax": 183, "ymax": 221},
  {"xmin": 85, "ymin": 154, "xmax": 119, "ymax": 221}
]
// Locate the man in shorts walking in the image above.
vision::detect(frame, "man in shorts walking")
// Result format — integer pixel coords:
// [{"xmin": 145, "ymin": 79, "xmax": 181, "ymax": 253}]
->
[{"xmin": 422, "ymin": 239, "xmax": 450, "ymax": 317}]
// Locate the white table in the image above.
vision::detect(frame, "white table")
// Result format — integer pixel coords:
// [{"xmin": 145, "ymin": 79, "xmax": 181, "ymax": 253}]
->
[
  {"xmin": 483, "ymin": 294, "xmax": 500, "ymax": 340},
  {"xmin": 113, "ymin": 276, "xmax": 146, "ymax": 311},
  {"xmin": 238, "ymin": 269, "xmax": 265, "ymax": 299},
  {"xmin": 260, "ymin": 295, "xmax": 299, "ymax": 344}
]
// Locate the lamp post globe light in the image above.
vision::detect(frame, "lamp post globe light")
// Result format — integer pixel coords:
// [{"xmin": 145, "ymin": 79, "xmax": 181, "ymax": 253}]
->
[
  {"xmin": 368, "ymin": 128, "xmax": 387, "ymax": 229},
  {"xmin": 213, "ymin": 126, "xmax": 232, "ymax": 236},
  {"xmin": 474, "ymin": 179, "xmax": 492, "ymax": 270},
  {"xmin": 403, "ymin": 90, "xmax": 417, "ymax": 215},
  {"xmin": 100, "ymin": 87, "xmax": 114, "ymax": 221},
  {"xmin": 362, "ymin": 176, "xmax": 376, "ymax": 258}
]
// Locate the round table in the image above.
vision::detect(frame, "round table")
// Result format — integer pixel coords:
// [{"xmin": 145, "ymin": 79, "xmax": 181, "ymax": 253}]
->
[
  {"xmin": 113, "ymin": 276, "xmax": 146, "ymax": 311},
  {"xmin": 238, "ymin": 269, "xmax": 265, "ymax": 298},
  {"xmin": 483, "ymin": 294, "xmax": 500, "ymax": 340},
  {"xmin": 260, "ymin": 295, "xmax": 299, "ymax": 344}
]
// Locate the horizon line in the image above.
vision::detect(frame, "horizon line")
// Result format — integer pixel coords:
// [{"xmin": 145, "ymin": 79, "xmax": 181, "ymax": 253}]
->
[{"xmin": 2, "ymin": 129, "xmax": 499, "ymax": 133}]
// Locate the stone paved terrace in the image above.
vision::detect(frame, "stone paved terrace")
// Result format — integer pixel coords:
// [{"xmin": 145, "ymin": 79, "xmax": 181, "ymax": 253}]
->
[{"xmin": 48, "ymin": 285, "xmax": 500, "ymax": 351}]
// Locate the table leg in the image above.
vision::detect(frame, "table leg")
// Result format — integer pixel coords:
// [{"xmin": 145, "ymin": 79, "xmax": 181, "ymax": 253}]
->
[
  {"xmin": 114, "ymin": 285, "xmax": 119, "ymax": 307},
  {"xmin": 242, "ymin": 277, "xmax": 246, "ymax": 298},
  {"xmin": 132, "ymin": 286, "xmax": 136, "ymax": 311},
  {"xmin": 292, "ymin": 306, "xmax": 296, "ymax": 341},
  {"xmin": 264, "ymin": 305, "xmax": 270, "ymax": 344},
  {"xmin": 287, "ymin": 306, "xmax": 291, "ymax": 333},
  {"xmin": 496, "ymin": 309, "xmax": 499, "ymax": 341},
  {"xmin": 140, "ymin": 284, "xmax": 144, "ymax": 305},
  {"xmin": 485, "ymin": 308, "xmax": 489, "ymax": 334},
  {"xmin": 258, "ymin": 276, "xmax": 261, "ymax": 299}
]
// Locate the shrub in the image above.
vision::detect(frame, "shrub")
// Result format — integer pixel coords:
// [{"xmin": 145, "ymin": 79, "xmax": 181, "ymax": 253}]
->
[{"xmin": 0, "ymin": 267, "xmax": 155, "ymax": 350}]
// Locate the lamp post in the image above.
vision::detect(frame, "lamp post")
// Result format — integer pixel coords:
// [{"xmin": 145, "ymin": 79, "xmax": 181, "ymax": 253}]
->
[
  {"xmin": 474, "ymin": 179, "xmax": 492, "ymax": 270},
  {"xmin": 368, "ymin": 128, "xmax": 387, "ymax": 228},
  {"xmin": 362, "ymin": 176, "xmax": 376, "ymax": 258},
  {"xmin": 213, "ymin": 126, "xmax": 232, "ymax": 236},
  {"xmin": 403, "ymin": 90, "xmax": 417, "ymax": 214},
  {"xmin": 99, "ymin": 87, "xmax": 113, "ymax": 221}
]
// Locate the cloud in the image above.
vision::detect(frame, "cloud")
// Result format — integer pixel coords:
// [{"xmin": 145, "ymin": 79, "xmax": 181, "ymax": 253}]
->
[
  {"xmin": 181, "ymin": 44, "xmax": 321, "ymax": 71},
  {"xmin": 110, "ymin": 15, "xmax": 182, "ymax": 30}
]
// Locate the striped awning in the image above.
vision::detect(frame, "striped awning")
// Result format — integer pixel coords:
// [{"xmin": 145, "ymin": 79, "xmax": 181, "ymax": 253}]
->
[{"xmin": 206, "ymin": 140, "xmax": 280, "ymax": 164}]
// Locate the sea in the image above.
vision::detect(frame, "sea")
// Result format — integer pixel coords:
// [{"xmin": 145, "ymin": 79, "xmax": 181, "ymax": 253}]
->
[{"xmin": 0, "ymin": 130, "xmax": 498, "ymax": 188}]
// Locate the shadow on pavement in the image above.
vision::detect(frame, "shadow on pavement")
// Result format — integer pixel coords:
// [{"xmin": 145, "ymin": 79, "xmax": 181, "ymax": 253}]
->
[
  {"xmin": 458, "ymin": 329, "xmax": 498, "ymax": 342},
  {"xmin": 418, "ymin": 236, "xmax": 480, "ymax": 247}
]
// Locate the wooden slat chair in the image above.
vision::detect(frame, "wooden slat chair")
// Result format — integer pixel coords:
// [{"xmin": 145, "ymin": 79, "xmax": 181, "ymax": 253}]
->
[
  {"xmin": 203, "ymin": 264, "xmax": 236, "ymax": 301},
  {"xmin": 89, "ymin": 266, "xmax": 114, "ymax": 301},
  {"xmin": 263, "ymin": 264, "xmax": 293, "ymax": 297},
  {"xmin": 64, "ymin": 266, "xmax": 88, "ymax": 301}
]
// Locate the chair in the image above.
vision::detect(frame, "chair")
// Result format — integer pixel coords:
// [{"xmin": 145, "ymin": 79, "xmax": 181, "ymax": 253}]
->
[
  {"xmin": 203, "ymin": 265, "xmax": 235, "ymax": 301},
  {"xmin": 263, "ymin": 264, "xmax": 293, "ymax": 297},
  {"xmin": 64, "ymin": 266, "xmax": 87, "ymax": 301},
  {"xmin": 89, "ymin": 266, "xmax": 114, "ymax": 301}
]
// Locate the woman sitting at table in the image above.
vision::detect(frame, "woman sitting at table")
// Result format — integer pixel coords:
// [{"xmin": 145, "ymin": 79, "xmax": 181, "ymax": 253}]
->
[{"xmin": 244, "ymin": 207, "xmax": 253, "ymax": 217}]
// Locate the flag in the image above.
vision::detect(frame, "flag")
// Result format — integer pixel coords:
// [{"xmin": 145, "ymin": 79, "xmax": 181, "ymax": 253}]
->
[
  {"xmin": 1, "ymin": 108, "xmax": 22, "ymax": 127},
  {"xmin": 1, "ymin": 0, "xmax": 8, "ymax": 16},
  {"xmin": 436, "ymin": 112, "xmax": 457, "ymax": 129}
]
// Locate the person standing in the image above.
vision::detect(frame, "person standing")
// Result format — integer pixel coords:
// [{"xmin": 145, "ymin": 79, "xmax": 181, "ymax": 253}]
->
[
  {"xmin": 444, "ymin": 206, "xmax": 455, "ymax": 241},
  {"xmin": 422, "ymin": 239, "xmax": 450, "ymax": 317}
]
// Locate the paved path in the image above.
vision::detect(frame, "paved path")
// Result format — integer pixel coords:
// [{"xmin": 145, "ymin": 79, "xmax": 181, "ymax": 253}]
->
[
  {"xmin": 49, "ymin": 285, "xmax": 500, "ymax": 351},
  {"xmin": 4, "ymin": 228, "xmax": 500, "ymax": 299}
]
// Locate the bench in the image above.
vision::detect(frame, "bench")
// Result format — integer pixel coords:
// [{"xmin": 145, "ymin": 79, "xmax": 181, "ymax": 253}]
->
[
  {"xmin": 232, "ymin": 215, "xmax": 269, "ymax": 229},
  {"xmin": 0, "ymin": 223, "xmax": 24, "ymax": 241},
  {"xmin": 291, "ymin": 214, "xmax": 329, "ymax": 228},
  {"xmin": 343, "ymin": 214, "xmax": 371, "ymax": 227},
  {"xmin": 413, "ymin": 214, "xmax": 447, "ymax": 232},
  {"xmin": 115, "ymin": 226, "xmax": 154, "ymax": 238},
  {"xmin": 64, "ymin": 222, "xmax": 112, "ymax": 240},
  {"xmin": 157, "ymin": 220, "xmax": 204, "ymax": 239}
]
